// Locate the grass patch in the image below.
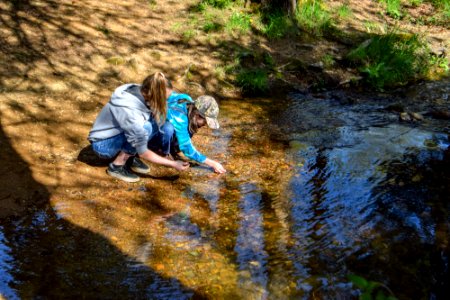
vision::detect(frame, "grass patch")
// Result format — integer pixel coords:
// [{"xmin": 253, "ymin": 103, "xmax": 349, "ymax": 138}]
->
[
  {"xmin": 236, "ymin": 68, "xmax": 269, "ymax": 94},
  {"xmin": 260, "ymin": 10, "xmax": 295, "ymax": 39},
  {"xmin": 182, "ymin": 29, "xmax": 197, "ymax": 42},
  {"xmin": 380, "ymin": 0, "xmax": 403, "ymax": 19},
  {"xmin": 337, "ymin": 3, "xmax": 353, "ymax": 19},
  {"xmin": 408, "ymin": 0, "xmax": 423, "ymax": 6},
  {"xmin": 347, "ymin": 32, "xmax": 430, "ymax": 89},
  {"xmin": 428, "ymin": 56, "xmax": 449, "ymax": 78},
  {"xmin": 225, "ymin": 12, "xmax": 251, "ymax": 34},
  {"xmin": 295, "ymin": 0, "xmax": 333, "ymax": 36},
  {"xmin": 364, "ymin": 21, "xmax": 381, "ymax": 33},
  {"xmin": 200, "ymin": 0, "xmax": 234, "ymax": 9},
  {"xmin": 203, "ymin": 21, "xmax": 223, "ymax": 32},
  {"xmin": 409, "ymin": 0, "xmax": 449, "ymax": 26},
  {"xmin": 322, "ymin": 54, "xmax": 335, "ymax": 68}
]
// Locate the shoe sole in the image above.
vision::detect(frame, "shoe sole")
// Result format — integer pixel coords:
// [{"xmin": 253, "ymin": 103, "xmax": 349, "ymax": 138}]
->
[
  {"xmin": 130, "ymin": 166, "xmax": 150, "ymax": 174},
  {"xmin": 107, "ymin": 169, "xmax": 140, "ymax": 183}
]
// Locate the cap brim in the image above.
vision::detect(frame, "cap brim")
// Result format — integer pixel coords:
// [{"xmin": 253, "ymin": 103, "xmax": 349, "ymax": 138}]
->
[{"xmin": 206, "ymin": 117, "xmax": 220, "ymax": 129}]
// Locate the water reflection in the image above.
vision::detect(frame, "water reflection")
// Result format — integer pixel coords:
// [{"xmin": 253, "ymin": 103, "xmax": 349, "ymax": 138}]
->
[
  {"xmin": 0, "ymin": 230, "xmax": 18, "ymax": 300},
  {"xmin": 235, "ymin": 183, "xmax": 268, "ymax": 299},
  {"xmin": 285, "ymin": 118, "xmax": 449, "ymax": 297}
]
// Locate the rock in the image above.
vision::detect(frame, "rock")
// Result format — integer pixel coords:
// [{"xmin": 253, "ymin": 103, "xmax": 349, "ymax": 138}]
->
[
  {"xmin": 430, "ymin": 46, "xmax": 446, "ymax": 57},
  {"xmin": 410, "ymin": 112, "xmax": 424, "ymax": 121},
  {"xmin": 106, "ymin": 56, "xmax": 125, "ymax": 65},
  {"xmin": 309, "ymin": 61, "xmax": 324, "ymax": 70},
  {"xmin": 339, "ymin": 76, "xmax": 363, "ymax": 86},
  {"xmin": 400, "ymin": 112, "xmax": 412, "ymax": 122},
  {"xmin": 296, "ymin": 43, "xmax": 315, "ymax": 50}
]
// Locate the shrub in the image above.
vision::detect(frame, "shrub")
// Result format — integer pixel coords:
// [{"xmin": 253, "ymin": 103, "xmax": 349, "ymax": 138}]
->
[{"xmin": 347, "ymin": 32, "xmax": 429, "ymax": 89}]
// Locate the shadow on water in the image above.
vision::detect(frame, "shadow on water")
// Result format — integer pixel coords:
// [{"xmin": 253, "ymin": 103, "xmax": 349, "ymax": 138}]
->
[{"xmin": 0, "ymin": 125, "xmax": 198, "ymax": 298}]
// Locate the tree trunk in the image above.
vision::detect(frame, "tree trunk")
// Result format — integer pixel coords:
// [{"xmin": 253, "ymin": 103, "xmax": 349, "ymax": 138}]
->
[{"xmin": 288, "ymin": 0, "xmax": 297, "ymax": 15}]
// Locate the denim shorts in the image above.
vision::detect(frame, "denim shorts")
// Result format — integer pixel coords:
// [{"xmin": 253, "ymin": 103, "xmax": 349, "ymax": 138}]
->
[
  {"xmin": 91, "ymin": 121, "xmax": 174, "ymax": 159},
  {"xmin": 91, "ymin": 133, "xmax": 136, "ymax": 159}
]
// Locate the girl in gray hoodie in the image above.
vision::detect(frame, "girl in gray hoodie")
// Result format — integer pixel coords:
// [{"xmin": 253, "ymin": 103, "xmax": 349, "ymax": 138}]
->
[{"xmin": 88, "ymin": 72, "xmax": 189, "ymax": 182}]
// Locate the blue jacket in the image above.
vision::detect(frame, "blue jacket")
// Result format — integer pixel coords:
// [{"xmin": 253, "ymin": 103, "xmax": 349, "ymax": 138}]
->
[{"xmin": 167, "ymin": 92, "xmax": 207, "ymax": 163}]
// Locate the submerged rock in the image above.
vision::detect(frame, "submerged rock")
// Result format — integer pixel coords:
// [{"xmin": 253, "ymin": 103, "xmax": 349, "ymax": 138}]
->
[{"xmin": 400, "ymin": 112, "xmax": 412, "ymax": 122}]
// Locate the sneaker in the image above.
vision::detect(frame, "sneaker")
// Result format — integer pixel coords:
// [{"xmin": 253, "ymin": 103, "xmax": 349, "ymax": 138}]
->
[
  {"xmin": 129, "ymin": 156, "xmax": 150, "ymax": 174},
  {"xmin": 107, "ymin": 163, "xmax": 140, "ymax": 183}
]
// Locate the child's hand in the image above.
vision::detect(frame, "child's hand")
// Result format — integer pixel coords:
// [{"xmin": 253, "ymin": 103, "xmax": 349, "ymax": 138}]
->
[
  {"xmin": 174, "ymin": 161, "xmax": 190, "ymax": 171},
  {"xmin": 211, "ymin": 161, "xmax": 226, "ymax": 174}
]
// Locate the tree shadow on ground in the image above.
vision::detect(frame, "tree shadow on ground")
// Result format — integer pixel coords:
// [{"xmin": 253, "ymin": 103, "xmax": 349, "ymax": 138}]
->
[{"xmin": 0, "ymin": 125, "xmax": 200, "ymax": 299}]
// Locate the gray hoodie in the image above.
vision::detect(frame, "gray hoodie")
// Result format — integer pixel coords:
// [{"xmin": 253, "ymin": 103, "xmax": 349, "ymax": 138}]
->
[{"xmin": 88, "ymin": 84, "xmax": 153, "ymax": 154}]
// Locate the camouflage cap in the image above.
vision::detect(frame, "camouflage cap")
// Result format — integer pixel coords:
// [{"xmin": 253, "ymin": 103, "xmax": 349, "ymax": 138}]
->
[{"xmin": 194, "ymin": 95, "xmax": 220, "ymax": 129}]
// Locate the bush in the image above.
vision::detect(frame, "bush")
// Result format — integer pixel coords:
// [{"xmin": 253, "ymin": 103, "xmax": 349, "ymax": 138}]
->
[{"xmin": 347, "ymin": 32, "xmax": 429, "ymax": 89}]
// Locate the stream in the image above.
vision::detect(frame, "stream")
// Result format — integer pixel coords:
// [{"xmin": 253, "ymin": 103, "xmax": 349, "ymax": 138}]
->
[{"xmin": 0, "ymin": 79, "xmax": 449, "ymax": 299}]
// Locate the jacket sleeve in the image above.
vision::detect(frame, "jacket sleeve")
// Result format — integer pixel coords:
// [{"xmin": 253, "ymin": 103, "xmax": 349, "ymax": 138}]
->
[
  {"xmin": 171, "ymin": 111, "xmax": 206, "ymax": 163},
  {"xmin": 111, "ymin": 106, "xmax": 150, "ymax": 154}
]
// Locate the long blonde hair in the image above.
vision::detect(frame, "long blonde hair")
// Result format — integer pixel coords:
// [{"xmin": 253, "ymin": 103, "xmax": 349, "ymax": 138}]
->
[{"xmin": 140, "ymin": 72, "xmax": 169, "ymax": 125}]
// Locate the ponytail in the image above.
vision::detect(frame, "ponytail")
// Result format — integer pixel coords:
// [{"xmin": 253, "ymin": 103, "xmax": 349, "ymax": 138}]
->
[{"xmin": 141, "ymin": 72, "xmax": 171, "ymax": 125}]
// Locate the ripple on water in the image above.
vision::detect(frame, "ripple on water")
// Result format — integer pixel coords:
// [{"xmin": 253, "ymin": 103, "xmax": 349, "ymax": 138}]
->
[{"xmin": 281, "ymin": 104, "xmax": 450, "ymax": 297}]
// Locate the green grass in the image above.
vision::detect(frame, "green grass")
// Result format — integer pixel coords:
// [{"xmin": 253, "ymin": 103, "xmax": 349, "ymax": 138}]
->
[
  {"xmin": 261, "ymin": 10, "xmax": 294, "ymax": 39},
  {"xmin": 225, "ymin": 12, "xmax": 252, "ymax": 34},
  {"xmin": 182, "ymin": 29, "xmax": 197, "ymax": 42},
  {"xmin": 348, "ymin": 274, "xmax": 397, "ymax": 300},
  {"xmin": 408, "ymin": 0, "xmax": 423, "ymax": 6},
  {"xmin": 364, "ymin": 21, "xmax": 380, "ymax": 33},
  {"xmin": 429, "ymin": 56, "xmax": 449, "ymax": 78},
  {"xmin": 236, "ymin": 68, "xmax": 269, "ymax": 94},
  {"xmin": 203, "ymin": 21, "xmax": 223, "ymax": 32},
  {"xmin": 413, "ymin": 0, "xmax": 450, "ymax": 25},
  {"xmin": 322, "ymin": 54, "xmax": 335, "ymax": 68},
  {"xmin": 380, "ymin": 0, "xmax": 403, "ymax": 19},
  {"xmin": 347, "ymin": 32, "xmax": 430, "ymax": 89},
  {"xmin": 295, "ymin": 0, "xmax": 333, "ymax": 36},
  {"xmin": 437, "ymin": 0, "xmax": 450, "ymax": 20},
  {"xmin": 337, "ymin": 3, "xmax": 353, "ymax": 19},
  {"xmin": 200, "ymin": 0, "xmax": 234, "ymax": 9}
]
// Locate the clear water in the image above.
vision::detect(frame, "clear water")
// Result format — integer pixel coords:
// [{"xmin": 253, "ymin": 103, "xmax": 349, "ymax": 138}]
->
[{"xmin": 1, "ymin": 85, "xmax": 449, "ymax": 299}]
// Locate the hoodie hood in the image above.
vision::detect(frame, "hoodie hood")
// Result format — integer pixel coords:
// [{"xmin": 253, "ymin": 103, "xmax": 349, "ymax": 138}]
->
[
  {"xmin": 110, "ymin": 84, "xmax": 150, "ymax": 112},
  {"xmin": 167, "ymin": 92, "xmax": 193, "ymax": 106}
]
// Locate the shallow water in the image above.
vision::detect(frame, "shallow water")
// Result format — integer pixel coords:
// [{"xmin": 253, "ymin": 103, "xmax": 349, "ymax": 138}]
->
[{"xmin": 1, "ymin": 82, "xmax": 449, "ymax": 299}]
